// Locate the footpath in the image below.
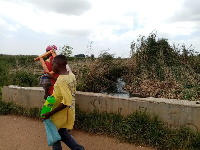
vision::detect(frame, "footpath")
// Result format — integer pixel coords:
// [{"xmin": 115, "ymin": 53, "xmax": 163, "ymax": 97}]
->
[{"xmin": 0, "ymin": 115, "xmax": 154, "ymax": 150}]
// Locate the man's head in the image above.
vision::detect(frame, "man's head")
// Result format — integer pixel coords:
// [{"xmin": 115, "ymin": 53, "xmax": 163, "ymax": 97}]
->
[{"xmin": 52, "ymin": 55, "xmax": 68, "ymax": 74}]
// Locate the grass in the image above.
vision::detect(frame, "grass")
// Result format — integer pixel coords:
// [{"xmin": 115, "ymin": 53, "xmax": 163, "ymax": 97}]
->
[
  {"xmin": 0, "ymin": 87, "xmax": 40, "ymax": 118},
  {"xmin": 74, "ymin": 108, "xmax": 200, "ymax": 150},
  {"xmin": 0, "ymin": 100, "xmax": 41, "ymax": 118}
]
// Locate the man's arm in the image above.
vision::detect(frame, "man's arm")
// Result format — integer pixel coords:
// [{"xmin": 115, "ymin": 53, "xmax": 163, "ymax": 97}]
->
[
  {"xmin": 44, "ymin": 88, "xmax": 50, "ymax": 100},
  {"xmin": 41, "ymin": 103, "xmax": 68, "ymax": 120}
]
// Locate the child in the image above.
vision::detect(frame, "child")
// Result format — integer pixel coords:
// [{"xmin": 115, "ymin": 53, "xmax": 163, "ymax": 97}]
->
[
  {"xmin": 42, "ymin": 55, "xmax": 84, "ymax": 150},
  {"xmin": 43, "ymin": 45, "xmax": 59, "ymax": 100},
  {"xmin": 43, "ymin": 45, "xmax": 74, "ymax": 99}
]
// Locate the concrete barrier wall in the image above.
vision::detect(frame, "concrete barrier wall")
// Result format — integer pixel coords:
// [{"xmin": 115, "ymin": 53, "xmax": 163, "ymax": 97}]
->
[
  {"xmin": 2, "ymin": 85, "xmax": 44, "ymax": 108},
  {"xmin": 2, "ymin": 85, "xmax": 200, "ymax": 132}
]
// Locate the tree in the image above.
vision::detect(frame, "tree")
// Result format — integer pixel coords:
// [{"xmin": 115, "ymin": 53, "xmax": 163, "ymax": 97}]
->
[
  {"xmin": 74, "ymin": 54, "xmax": 85, "ymax": 58},
  {"xmin": 59, "ymin": 45, "xmax": 73, "ymax": 57}
]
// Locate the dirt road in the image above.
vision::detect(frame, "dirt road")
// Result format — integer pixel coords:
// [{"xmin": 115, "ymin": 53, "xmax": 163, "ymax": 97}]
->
[{"xmin": 0, "ymin": 115, "xmax": 154, "ymax": 150}]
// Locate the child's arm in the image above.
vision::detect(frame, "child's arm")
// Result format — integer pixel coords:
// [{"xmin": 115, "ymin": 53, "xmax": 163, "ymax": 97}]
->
[
  {"xmin": 41, "ymin": 103, "xmax": 68, "ymax": 120},
  {"xmin": 45, "ymin": 72, "xmax": 57, "ymax": 81}
]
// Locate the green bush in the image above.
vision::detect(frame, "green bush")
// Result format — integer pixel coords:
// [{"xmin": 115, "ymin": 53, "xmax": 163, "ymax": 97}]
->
[
  {"xmin": 0, "ymin": 87, "xmax": 2, "ymax": 100},
  {"xmin": 0, "ymin": 64, "xmax": 9, "ymax": 86},
  {"xmin": 11, "ymin": 70, "xmax": 39, "ymax": 87},
  {"xmin": 98, "ymin": 52, "xmax": 114, "ymax": 63},
  {"xmin": 16, "ymin": 55, "xmax": 37, "ymax": 67},
  {"xmin": 0, "ymin": 55, "xmax": 41, "ymax": 87}
]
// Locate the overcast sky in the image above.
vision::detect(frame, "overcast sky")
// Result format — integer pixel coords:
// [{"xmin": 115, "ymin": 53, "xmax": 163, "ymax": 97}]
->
[{"xmin": 0, "ymin": 0, "xmax": 200, "ymax": 58}]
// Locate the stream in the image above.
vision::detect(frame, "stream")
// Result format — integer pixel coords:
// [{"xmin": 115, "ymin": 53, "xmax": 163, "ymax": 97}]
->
[{"xmin": 103, "ymin": 78, "xmax": 130, "ymax": 98}]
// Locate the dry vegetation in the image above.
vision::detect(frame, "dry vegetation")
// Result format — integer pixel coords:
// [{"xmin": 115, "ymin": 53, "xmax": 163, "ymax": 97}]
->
[
  {"xmin": 0, "ymin": 32, "xmax": 200, "ymax": 101},
  {"xmin": 72, "ymin": 32, "xmax": 200, "ymax": 101}
]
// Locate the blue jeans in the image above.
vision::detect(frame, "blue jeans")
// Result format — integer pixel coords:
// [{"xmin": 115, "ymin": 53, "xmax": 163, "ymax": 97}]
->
[{"xmin": 52, "ymin": 128, "xmax": 84, "ymax": 150}]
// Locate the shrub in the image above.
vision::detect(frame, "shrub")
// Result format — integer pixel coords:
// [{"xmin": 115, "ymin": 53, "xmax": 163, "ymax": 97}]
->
[
  {"xmin": 76, "ymin": 55, "xmax": 128, "ymax": 92},
  {"xmin": 11, "ymin": 70, "xmax": 40, "ymax": 87},
  {"xmin": 124, "ymin": 32, "xmax": 200, "ymax": 100}
]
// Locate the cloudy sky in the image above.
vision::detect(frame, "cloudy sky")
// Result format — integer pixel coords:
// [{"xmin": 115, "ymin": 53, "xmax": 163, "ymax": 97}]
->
[{"xmin": 0, "ymin": 0, "xmax": 200, "ymax": 58}]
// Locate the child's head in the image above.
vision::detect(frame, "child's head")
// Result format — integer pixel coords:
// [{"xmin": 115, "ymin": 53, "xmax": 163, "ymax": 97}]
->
[
  {"xmin": 46, "ymin": 45, "xmax": 57, "ymax": 52},
  {"xmin": 46, "ymin": 45, "xmax": 57, "ymax": 57},
  {"xmin": 52, "ymin": 55, "xmax": 68, "ymax": 74}
]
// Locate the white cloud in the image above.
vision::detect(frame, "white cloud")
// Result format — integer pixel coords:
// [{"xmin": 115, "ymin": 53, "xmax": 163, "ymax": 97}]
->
[{"xmin": 26, "ymin": 0, "xmax": 92, "ymax": 15}]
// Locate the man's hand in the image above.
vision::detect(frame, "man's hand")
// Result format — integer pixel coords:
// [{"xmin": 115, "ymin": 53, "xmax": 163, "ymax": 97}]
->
[{"xmin": 41, "ymin": 112, "xmax": 51, "ymax": 120}]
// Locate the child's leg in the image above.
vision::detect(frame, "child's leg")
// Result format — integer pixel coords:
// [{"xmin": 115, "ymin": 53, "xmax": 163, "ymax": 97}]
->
[
  {"xmin": 59, "ymin": 128, "xmax": 84, "ymax": 150},
  {"xmin": 52, "ymin": 140, "xmax": 62, "ymax": 150}
]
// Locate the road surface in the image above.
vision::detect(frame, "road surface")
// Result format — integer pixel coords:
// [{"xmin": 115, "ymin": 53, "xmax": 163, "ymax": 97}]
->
[{"xmin": 0, "ymin": 115, "xmax": 155, "ymax": 150}]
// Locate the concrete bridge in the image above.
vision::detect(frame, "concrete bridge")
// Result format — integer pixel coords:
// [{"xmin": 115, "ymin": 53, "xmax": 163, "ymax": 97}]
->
[{"xmin": 2, "ymin": 85, "xmax": 200, "ymax": 132}]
